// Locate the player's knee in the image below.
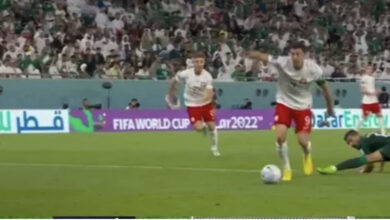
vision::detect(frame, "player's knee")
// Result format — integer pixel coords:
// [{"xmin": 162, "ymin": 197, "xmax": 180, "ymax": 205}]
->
[
  {"xmin": 298, "ymin": 139, "xmax": 309, "ymax": 148},
  {"xmin": 276, "ymin": 136, "xmax": 286, "ymax": 145},
  {"xmin": 207, "ymin": 123, "xmax": 216, "ymax": 131},
  {"xmin": 367, "ymin": 151, "xmax": 384, "ymax": 163},
  {"xmin": 193, "ymin": 123, "xmax": 204, "ymax": 132}
]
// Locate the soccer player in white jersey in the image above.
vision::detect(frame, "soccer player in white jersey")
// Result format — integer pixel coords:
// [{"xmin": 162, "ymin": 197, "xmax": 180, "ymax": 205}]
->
[
  {"xmin": 168, "ymin": 52, "xmax": 220, "ymax": 156},
  {"xmin": 250, "ymin": 42, "xmax": 334, "ymax": 181},
  {"xmin": 356, "ymin": 64, "xmax": 385, "ymax": 134}
]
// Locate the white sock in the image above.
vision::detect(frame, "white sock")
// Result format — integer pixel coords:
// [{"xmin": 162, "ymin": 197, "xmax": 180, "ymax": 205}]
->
[
  {"xmin": 276, "ymin": 142, "xmax": 291, "ymax": 170},
  {"xmin": 356, "ymin": 118, "xmax": 365, "ymax": 131},
  {"xmin": 210, "ymin": 128, "xmax": 218, "ymax": 150},
  {"xmin": 378, "ymin": 117, "xmax": 385, "ymax": 135}
]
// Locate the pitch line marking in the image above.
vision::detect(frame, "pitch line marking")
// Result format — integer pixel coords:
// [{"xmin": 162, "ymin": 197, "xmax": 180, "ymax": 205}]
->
[{"xmin": 0, "ymin": 162, "xmax": 260, "ymax": 174}]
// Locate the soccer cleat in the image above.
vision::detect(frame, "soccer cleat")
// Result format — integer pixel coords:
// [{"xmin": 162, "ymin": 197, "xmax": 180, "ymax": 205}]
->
[
  {"xmin": 212, "ymin": 150, "xmax": 221, "ymax": 157},
  {"xmin": 282, "ymin": 169, "xmax": 292, "ymax": 181},
  {"xmin": 211, "ymin": 146, "xmax": 221, "ymax": 157},
  {"xmin": 317, "ymin": 165, "xmax": 337, "ymax": 175},
  {"xmin": 303, "ymin": 154, "xmax": 313, "ymax": 175}
]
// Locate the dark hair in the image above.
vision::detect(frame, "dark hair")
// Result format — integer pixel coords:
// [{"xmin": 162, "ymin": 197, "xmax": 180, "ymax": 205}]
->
[
  {"xmin": 382, "ymin": 86, "xmax": 387, "ymax": 92},
  {"xmin": 289, "ymin": 41, "xmax": 306, "ymax": 52},
  {"xmin": 368, "ymin": 63, "xmax": 377, "ymax": 72},
  {"xmin": 344, "ymin": 130, "xmax": 359, "ymax": 141},
  {"xmin": 192, "ymin": 51, "xmax": 206, "ymax": 59}
]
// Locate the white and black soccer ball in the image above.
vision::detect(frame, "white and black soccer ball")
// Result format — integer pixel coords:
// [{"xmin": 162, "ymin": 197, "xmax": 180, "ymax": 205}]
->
[{"xmin": 260, "ymin": 164, "xmax": 282, "ymax": 184}]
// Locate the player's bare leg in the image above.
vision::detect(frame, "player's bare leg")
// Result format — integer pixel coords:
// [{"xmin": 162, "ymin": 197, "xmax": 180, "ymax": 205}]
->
[
  {"xmin": 275, "ymin": 124, "xmax": 291, "ymax": 181},
  {"xmin": 356, "ymin": 115, "xmax": 367, "ymax": 131},
  {"xmin": 207, "ymin": 121, "xmax": 220, "ymax": 157},
  {"xmin": 376, "ymin": 113, "xmax": 385, "ymax": 135},
  {"xmin": 192, "ymin": 121, "xmax": 207, "ymax": 135},
  {"xmin": 193, "ymin": 121, "xmax": 205, "ymax": 132},
  {"xmin": 297, "ymin": 131, "xmax": 313, "ymax": 175}
]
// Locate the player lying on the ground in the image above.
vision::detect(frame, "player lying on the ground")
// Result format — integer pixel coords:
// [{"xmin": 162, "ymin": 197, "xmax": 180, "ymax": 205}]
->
[{"xmin": 318, "ymin": 130, "xmax": 387, "ymax": 174}]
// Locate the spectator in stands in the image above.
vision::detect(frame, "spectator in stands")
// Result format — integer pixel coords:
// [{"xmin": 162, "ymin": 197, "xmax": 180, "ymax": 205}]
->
[
  {"xmin": 82, "ymin": 98, "xmax": 90, "ymax": 110},
  {"xmin": 379, "ymin": 86, "xmax": 389, "ymax": 108},
  {"xmin": 9, "ymin": 58, "xmax": 23, "ymax": 78},
  {"xmin": 334, "ymin": 99, "xmax": 342, "ymax": 109},
  {"xmin": 216, "ymin": 52, "xmax": 235, "ymax": 82},
  {"xmin": 331, "ymin": 64, "xmax": 347, "ymax": 79},
  {"xmin": 321, "ymin": 59, "xmax": 335, "ymax": 78},
  {"xmin": 94, "ymin": 47, "xmax": 106, "ymax": 64},
  {"xmin": 232, "ymin": 63, "xmax": 246, "ymax": 81},
  {"xmin": 151, "ymin": 58, "xmax": 173, "ymax": 80},
  {"xmin": 105, "ymin": 54, "xmax": 121, "ymax": 79},
  {"xmin": 240, "ymin": 98, "xmax": 253, "ymax": 110},
  {"xmin": 135, "ymin": 62, "xmax": 151, "ymax": 80},
  {"xmin": 49, "ymin": 56, "xmax": 61, "ymax": 79},
  {"xmin": 126, "ymin": 98, "xmax": 140, "ymax": 110},
  {"xmin": 0, "ymin": 56, "xmax": 13, "ymax": 77},
  {"xmin": 61, "ymin": 55, "xmax": 79, "ymax": 78},
  {"xmin": 93, "ymin": 63, "xmax": 106, "ymax": 79},
  {"xmin": 0, "ymin": 0, "xmax": 389, "ymax": 81},
  {"xmin": 122, "ymin": 65, "xmax": 136, "ymax": 80}
]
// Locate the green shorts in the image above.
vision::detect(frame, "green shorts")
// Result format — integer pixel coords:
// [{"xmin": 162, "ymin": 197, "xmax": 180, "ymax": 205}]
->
[{"xmin": 379, "ymin": 145, "xmax": 390, "ymax": 161}]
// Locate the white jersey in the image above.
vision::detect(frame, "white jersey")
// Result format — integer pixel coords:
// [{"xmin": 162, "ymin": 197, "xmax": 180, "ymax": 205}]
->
[
  {"xmin": 175, "ymin": 68, "xmax": 213, "ymax": 107},
  {"xmin": 360, "ymin": 74, "xmax": 378, "ymax": 104},
  {"xmin": 269, "ymin": 56, "xmax": 323, "ymax": 110}
]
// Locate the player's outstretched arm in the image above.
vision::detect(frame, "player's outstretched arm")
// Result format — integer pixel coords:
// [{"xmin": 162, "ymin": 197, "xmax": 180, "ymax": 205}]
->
[
  {"xmin": 360, "ymin": 163, "xmax": 374, "ymax": 173},
  {"xmin": 249, "ymin": 51, "xmax": 270, "ymax": 64},
  {"xmin": 168, "ymin": 77, "xmax": 178, "ymax": 100},
  {"xmin": 361, "ymin": 161, "xmax": 385, "ymax": 173},
  {"xmin": 318, "ymin": 151, "xmax": 384, "ymax": 175},
  {"xmin": 317, "ymin": 80, "xmax": 334, "ymax": 116}
]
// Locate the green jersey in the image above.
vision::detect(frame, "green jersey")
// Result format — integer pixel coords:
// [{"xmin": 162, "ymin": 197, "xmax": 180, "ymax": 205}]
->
[{"xmin": 360, "ymin": 133, "xmax": 390, "ymax": 160}]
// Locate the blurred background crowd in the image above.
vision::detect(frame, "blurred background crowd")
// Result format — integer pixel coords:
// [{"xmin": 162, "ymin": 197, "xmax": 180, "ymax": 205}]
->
[{"xmin": 0, "ymin": 0, "xmax": 390, "ymax": 81}]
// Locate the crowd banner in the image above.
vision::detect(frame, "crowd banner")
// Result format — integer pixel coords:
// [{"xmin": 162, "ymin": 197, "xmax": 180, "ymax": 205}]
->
[
  {"xmin": 0, "ymin": 109, "xmax": 387, "ymax": 134},
  {"xmin": 69, "ymin": 109, "xmax": 275, "ymax": 133},
  {"xmin": 312, "ymin": 109, "xmax": 387, "ymax": 129},
  {"xmin": 70, "ymin": 109, "xmax": 390, "ymax": 133},
  {"xmin": 0, "ymin": 110, "xmax": 69, "ymax": 134}
]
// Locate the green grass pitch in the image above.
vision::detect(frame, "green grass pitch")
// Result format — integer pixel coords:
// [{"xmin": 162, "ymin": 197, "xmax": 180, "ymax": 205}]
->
[{"xmin": 0, "ymin": 130, "xmax": 388, "ymax": 218}]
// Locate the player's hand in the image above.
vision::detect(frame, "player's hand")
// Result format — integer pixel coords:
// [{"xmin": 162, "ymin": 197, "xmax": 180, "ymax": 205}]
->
[
  {"xmin": 167, "ymin": 92, "xmax": 176, "ymax": 104},
  {"xmin": 379, "ymin": 161, "xmax": 385, "ymax": 173},
  {"xmin": 317, "ymin": 165, "xmax": 337, "ymax": 175},
  {"xmin": 326, "ymin": 109, "xmax": 335, "ymax": 117},
  {"xmin": 319, "ymin": 120, "xmax": 330, "ymax": 127},
  {"xmin": 360, "ymin": 164, "xmax": 374, "ymax": 173}
]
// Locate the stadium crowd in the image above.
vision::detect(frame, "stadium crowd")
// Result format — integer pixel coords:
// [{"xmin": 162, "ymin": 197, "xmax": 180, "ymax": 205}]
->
[{"xmin": 0, "ymin": 0, "xmax": 390, "ymax": 81}]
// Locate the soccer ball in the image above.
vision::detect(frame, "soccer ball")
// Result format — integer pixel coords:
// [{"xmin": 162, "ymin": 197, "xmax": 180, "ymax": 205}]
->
[{"xmin": 260, "ymin": 164, "xmax": 282, "ymax": 184}]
